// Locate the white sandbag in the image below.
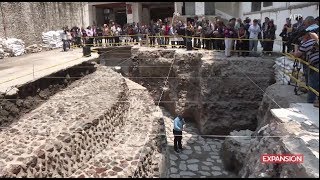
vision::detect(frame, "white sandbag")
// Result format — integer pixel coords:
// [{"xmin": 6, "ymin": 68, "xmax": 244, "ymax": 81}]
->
[
  {"xmin": 42, "ymin": 30, "xmax": 64, "ymax": 49},
  {"xmin": 2, "ymin": 38, "xmax": 25, "ymax": 57}
]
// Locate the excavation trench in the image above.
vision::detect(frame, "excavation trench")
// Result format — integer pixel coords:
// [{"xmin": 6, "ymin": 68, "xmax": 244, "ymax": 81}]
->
[
  {"xmin": 0, "ymin": 62, "xmax": 97, "ymax": 128},
  {"xmin": 99, "ymin": 46, "xmax": 275, "ymax": 136},
  {"xmin": 0, "ymin": 46, "xmax": 278, "ymax": 178}
]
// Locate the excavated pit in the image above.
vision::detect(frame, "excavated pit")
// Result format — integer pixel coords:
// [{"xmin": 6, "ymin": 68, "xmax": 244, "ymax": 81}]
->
[
  {"xmin": 0, "ymin": 62, "xmax": 96, "ymax": 128},
  {"xmin": 99, "ymin": 47, "xmax": 275, "ymax": 135}
]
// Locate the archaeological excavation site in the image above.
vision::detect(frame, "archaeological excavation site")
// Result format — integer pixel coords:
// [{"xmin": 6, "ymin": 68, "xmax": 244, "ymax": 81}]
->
[{"xmin": 0, "ymin": 46, "xmax": 318, "ymax": 178}]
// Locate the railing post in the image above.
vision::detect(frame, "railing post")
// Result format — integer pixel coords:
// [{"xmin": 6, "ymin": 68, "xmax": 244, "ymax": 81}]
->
[{"xmin": 146, "ymin": 34, "xmax": 149, "ymax": 47}]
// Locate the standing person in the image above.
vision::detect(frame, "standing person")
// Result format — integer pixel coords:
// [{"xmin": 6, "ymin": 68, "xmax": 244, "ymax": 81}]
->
[
  {"xmin": 248, "ymin": 19, "xmax": 261, "ymax": 56},
  {"xmin": 257, "ymin": 19, "xmax": 263, "ymax": 48},
  {"xmin": 114, "ymin": 24, "xmax": 121, "ymax": 46},
  {"xmin": 103, "ymin": 24, "xmax": 109, "ymax": 46},
  {"xmin": 149, "ymin": 21, "xmax": 156, "ymax": 47},
  {"xmin": 75, "ymin": 27, "xmax": 82, "ymax": 47},
  {"xmin": 224, "ymin": 23, "xmax": 234, "ymax": 57},
  {"xmin": 110, "ymin": 22, "xmax": 117, "ymax": 46},
  {"xmin": 61, "ymin": 29, "xmax": 68, "ymax": 51},
  {"xmin": 235, "ymin": 18, "xmax": 243, "ymax": 31},
  {"xmin": 194, "ymin": 24, "xmax": 202, "ymax": 49},
  {"xmin": 66, "ymin": 29, "xmax": 72, "ymax": 50},
  {"xmin": 279, "ymin": 18, "xmax": 293, "ymax": 53},
  {"xmin": 86, "ymin": 26, "xmax": 94, "ymax": 47},
  {"xmin": 243, "ymin": 18, "xmax": 251, "ymax": 56},
  {"xmin": 213, "ymin": 20, "xmax": 225, "ymax": 50},
  {"xmin": 293, "ymin": 16, "xmax": 304, "ymax": 32},
  {"xmin": 81, "ymin": 27, "xmax": 87, "ymax": 46},
  {"xmin": 169, "ymin": 24, "xmax": 176, "ymax": 48},
  {"xmin": 96, "ymin": 26, "xmax": 103, "ymax": 47},
  {"xmin": 263, "ymin": 20, "xmax": 276, "ymax": 56},
  {"xmin": 92, "ymin": 25, "xmax": 97, "ymax": 46},
  {"xmin": 292, "ymin": 32, "xmax": 319, "ymax": 104},
  {"xmin": 186, "ymin": 21, "xmax": 194, "ymax": 50},
  {"xmin": 173, "ymin": 114, "xmax": 186, "ymax": 153},
  {"xmin": 262, "ymin": 17, "xmax": 270, "ymax": 52},
  {"xmin": 164, "ymin": 22, "xmax": 171, "ymax": 47},
  {"xmin": 236, "ymin": 25, "xmax": 247, "ymax": 56}
]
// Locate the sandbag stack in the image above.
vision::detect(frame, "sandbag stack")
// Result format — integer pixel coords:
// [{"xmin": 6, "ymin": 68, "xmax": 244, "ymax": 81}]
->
[
  {"xmin": 0, "ymin": 38, "xmax": 26, "ymax": 58},
  {"xmin": 41, "ymin": 30, "xmax": 64, "ymax": 49}
]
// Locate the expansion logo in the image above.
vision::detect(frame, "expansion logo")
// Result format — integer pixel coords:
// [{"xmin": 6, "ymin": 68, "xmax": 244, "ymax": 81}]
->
[{"xmin": 260, "ymin": 154, "xmax": 304, "ymax": 164}]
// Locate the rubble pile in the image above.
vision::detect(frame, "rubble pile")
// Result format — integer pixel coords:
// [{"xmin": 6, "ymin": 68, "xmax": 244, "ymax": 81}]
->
[
  {"xmin": 222, "ymin": 84, "xmax": 318, "ymax": 178},
  {"xmin": 0, "ymin": 38, "xmax": 26, "ymax": 58},
  {"xmin": 41, "ymin": 30, "xmax": 64, "ymax": 49},
  {"xmin": 25, "ymin": 44, "xmax": 43, "ymax": 53}
]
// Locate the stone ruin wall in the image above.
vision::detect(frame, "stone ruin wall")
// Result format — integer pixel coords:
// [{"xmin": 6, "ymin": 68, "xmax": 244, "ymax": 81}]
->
[
  {"xmin": 0, "ymin": 66, "xmax": 167, "ymax": 178},
  {"xmin": 222, "ymin": 84, "xmax": 318, "ymax": 178},
  {"xmin": 0, "ymin": 2, "xmax": 87, "ymax": 46},
  {"xmin": 114, "ymin": 48, "xmax": 275, "ymax": 135}
]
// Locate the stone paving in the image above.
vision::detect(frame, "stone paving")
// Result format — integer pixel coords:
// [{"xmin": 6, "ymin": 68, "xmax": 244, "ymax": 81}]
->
[{"xmin": 160, "ymin": 108, "xmax": 238, "ymax": 178}]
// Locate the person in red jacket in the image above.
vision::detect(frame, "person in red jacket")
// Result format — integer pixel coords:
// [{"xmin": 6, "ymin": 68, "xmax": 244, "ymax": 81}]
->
[{"xmin": 164, "ymin": 22, "xmax": 171, "ymax": 47}]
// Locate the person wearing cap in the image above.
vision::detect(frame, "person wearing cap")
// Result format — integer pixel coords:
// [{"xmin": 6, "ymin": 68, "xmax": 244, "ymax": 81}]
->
[
  {"xmin": 304, "ymin": 16, "xmax": 319, "ymax": 33},
  {"xmin": 292, "ymin": 31, "xmax": 319, "ymax": 104},
  {"xmin": 173, "ymin": 114, "xmax": 186, "ymax": 153}
]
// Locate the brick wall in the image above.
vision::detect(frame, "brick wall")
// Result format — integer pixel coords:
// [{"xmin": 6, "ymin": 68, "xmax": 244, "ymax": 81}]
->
[{"xmin": 0, "ymin": 2, "xmax": 88, "ymax": 46}]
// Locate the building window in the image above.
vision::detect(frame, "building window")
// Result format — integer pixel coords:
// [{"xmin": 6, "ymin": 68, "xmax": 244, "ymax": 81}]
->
[
  {"xmin": 263, "ymin": 2, "xmax": 273, "ymax": 7},
  {"xmin": 251, "ymin": 2, "xmax": 261, "ymax": 12}
]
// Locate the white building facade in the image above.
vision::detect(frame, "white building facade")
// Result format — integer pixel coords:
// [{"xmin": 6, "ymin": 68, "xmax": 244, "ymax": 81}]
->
[
  {"xmin": 238, "ymin": 2, "xmax": 319, "ymax": 41},
  {"xmin": 84, "ymin": 2, "xmax": 216, "ymax": 27},
  {"xmin": 84, "ymin": 2, "xmax": 319, "ymax": 44}
]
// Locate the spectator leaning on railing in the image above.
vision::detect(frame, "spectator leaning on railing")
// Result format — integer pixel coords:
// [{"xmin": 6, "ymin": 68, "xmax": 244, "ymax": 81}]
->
[{"xmin": 292, "ymin": 30, "xmax": 319, "ymax": 105}]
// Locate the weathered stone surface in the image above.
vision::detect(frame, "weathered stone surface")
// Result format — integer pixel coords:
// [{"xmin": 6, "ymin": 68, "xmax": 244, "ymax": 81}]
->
[
  {"xmin": 126, "ymin": 48, "xmax": 275, "ymax": 135},
  {"xmin": 222, "ymin": 83, "xmax": 318, "ymax": 178},
  {"xmin": 221, "ymin": 129, "xmax": 253, "ymax": 174},
  {"xmin": 0, "ymin": 2, "xmax": 87, "ymax": 46},
  {"xmin": 187, "ymin": 164, "xmax": 199, "ymax": 171}
]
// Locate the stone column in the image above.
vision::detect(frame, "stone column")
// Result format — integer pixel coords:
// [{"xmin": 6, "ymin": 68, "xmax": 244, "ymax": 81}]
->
[
  {"xmin": 142, "ymin": 7, "xmax": 150, "ymax": 25},
  {"xmin": 174, "ymin": 2, "xmax": 183, "ymax": 14},
  {"xmin": 132, "ymin": 2, "xmax": 142, "ymax": 23},
  {"xmin": 126, "ymin": 3, "xmax": 133, "ymax": 24},
  {"xmin": 195, "ymin": 2, "xmax": 205, "ymax": 16},
  {"xmin": 82, "ymin": 3, "xmax": 90, "ymax": 28}
]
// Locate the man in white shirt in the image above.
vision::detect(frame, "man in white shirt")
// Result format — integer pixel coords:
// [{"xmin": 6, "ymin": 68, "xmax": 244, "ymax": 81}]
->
[
  {"xmin": 248, "ymin": 19, "xmax": 261, "ymax": 56},
  {"xmin": 86, "ymin": 26, "xmax": 94, "ymax": 47}
]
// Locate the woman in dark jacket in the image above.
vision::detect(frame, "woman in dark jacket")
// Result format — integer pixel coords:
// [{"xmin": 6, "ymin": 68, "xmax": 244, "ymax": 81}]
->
[{"xmin": 263, "ymin": 20, "xmax": 276, "ymax": 56}]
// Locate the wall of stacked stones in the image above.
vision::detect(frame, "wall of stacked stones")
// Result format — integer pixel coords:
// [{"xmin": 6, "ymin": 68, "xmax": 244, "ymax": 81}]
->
[{"xmin": 0, "ymin": 2, "xmax": 87, "ymax": 46}]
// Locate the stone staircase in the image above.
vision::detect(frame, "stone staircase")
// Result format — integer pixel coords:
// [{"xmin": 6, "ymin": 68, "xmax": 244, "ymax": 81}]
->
[
  {"xmin": 0, "ymin": 66, "xmax": 166, "ymax": 178},
  {"xmin": 69, "ymin": 79, "xmax": 167, "ymax": 178}
]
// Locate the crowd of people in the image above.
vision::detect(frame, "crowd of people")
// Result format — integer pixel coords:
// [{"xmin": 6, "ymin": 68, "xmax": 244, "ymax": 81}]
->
[
  {"xmin": 60, "ymin": 15, "xmax": 318, "ymax": 105},
  {"xmin": 61, "ymin": 16, "xmax": 319, "ymax": 57}
]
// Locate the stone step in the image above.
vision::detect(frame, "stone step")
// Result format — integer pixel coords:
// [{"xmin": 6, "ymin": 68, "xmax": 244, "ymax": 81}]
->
[
  {"xmin": 68, "ymin": 82, "xmax": 165, "ymax": 178},
  {"xmin": 0, "ymin": 67, "xmax": 130, "ymax": 178}
]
